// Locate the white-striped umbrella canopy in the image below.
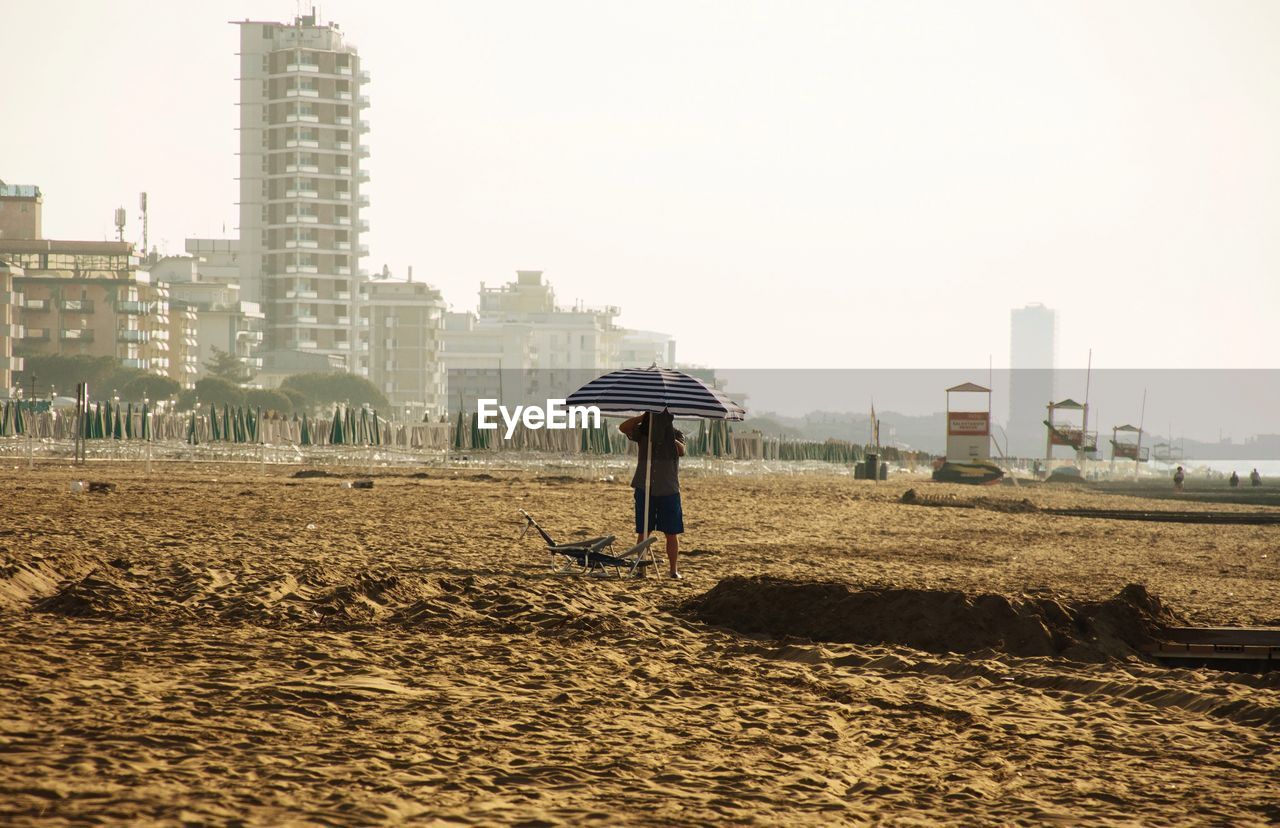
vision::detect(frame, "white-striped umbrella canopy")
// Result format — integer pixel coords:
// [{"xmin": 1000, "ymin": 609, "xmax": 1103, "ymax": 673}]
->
[{"xmin": 567, "ymin": 366, "xmax": 746, "ymax": 420}]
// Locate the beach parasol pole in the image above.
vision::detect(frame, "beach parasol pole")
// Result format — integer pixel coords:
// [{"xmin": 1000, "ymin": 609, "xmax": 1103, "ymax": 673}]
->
[{"xmin": 144, "ymin": 398, "xmax": 153, "ymax": 476}]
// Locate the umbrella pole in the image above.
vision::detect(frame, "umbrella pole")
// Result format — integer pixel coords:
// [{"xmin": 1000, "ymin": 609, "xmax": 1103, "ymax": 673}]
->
[{"xmin": 641, "ymin": 427, "xmax": 654, "ymax": 574}]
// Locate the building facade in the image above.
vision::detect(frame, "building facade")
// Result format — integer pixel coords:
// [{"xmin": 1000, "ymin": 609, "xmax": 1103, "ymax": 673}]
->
[
  {"xmin": 234, "ymin": 13, "xmax": 370, "ymax": 373},
  {"xmin": 0, "ymin": 183, "xmax": 42, "ymax": 240},
  {"xmin": 441, "ymin": 271, "xmax": 623, "ymax": 406},
  {"xmin": 1008, "ymin": 303, "xmax": 1058, "ymax": 456},
  {"xmin": 152, "ymin": 251, "xmax": 266, "ymax": 381},
  {"xmin": 1, "ymin": 240, "xmax": 173, "ymax": 384},
  {"xmin": 367, "ymin": 279, "xmax": 447, "ymax": 418},
  {"xmin": 617, "ymin": 328, "xmax": 676, "ymax": 368},
  {"xmin": 0, "ymin": 261, "xmax": 23, "ymax": 393}
]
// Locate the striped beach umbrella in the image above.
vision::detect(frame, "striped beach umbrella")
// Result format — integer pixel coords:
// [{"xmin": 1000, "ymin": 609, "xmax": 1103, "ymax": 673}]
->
[
  {"xmin": 141, "ymin": 401, "xmax": 150, "ymax": 441},
  {"xmin": 567, "ymin": 366, "xmax": 745, "ymax": 544},
  {"xmin": 567, "ymin": 366, "xmax": 745, "ymax": 420}
]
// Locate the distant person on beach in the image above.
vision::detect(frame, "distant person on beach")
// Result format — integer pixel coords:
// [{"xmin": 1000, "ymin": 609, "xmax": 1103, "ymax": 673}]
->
[
  {"xmin": 620, "ymin": 411, "xmax": 686, "ymax": 579},
  {"xmin": 1251, "ymin": 468, "xmax": 1263, "ymax": 487},
  {"xmin": 1230, "ymin": 471, "xmax": 1240, "ymax": 488},
  {"xmin": 1173, "ymin": 466, "xmax": 1185, "ymax": 492}
]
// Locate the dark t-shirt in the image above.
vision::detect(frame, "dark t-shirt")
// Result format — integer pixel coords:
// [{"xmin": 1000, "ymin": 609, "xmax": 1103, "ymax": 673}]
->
[{"xmin": 629, "ymin": 419, "xmax": 685, "ymax": 496}]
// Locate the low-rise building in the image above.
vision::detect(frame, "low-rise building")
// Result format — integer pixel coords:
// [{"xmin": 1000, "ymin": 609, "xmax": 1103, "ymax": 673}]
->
[
  {"xmin": 442, "ymin": 270, "xmax": 622, "ymax": 405},
  {"xmin": 1, "ymin": 239, "xmax": 173, "ymax": 382},
  {"xmin": 367, "ymin": 279, "xmax": 447, "ymax": 419},
  {"xmin": 617, "ymin": 328, "xmax": 676, "ymax": 368}
]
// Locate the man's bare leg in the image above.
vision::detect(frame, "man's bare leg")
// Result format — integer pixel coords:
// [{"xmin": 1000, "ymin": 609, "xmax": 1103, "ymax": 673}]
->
[{"xmin": 666, "ymin": 533, "xmax": 680, "ymax": 577}]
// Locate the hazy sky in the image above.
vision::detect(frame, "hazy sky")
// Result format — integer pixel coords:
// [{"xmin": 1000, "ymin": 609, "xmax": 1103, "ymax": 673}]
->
[{"xmin": 6, "ymin": 1, "xmax": 1279, "ymax": 370}]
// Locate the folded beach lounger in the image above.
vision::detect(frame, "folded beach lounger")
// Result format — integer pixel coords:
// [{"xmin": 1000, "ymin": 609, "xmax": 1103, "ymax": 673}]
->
[{"xmin": 519, "ymin": 510, "xmax": 658, "ymax": 577}]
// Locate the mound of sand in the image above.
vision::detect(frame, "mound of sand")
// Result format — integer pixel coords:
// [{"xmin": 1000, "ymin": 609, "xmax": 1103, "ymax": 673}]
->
[
  {"xmin": 686, "ymin": 576, "xmax": 1184, "ymax": 662},
  {"xmin": 900, "ymin": 488, "xmax": 1039, "ymax": 513}
]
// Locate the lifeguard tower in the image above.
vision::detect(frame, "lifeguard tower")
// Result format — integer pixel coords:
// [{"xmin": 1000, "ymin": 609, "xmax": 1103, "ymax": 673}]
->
[
  {"xmin": 1044, "ymin": 399, "xmax": 1097, "ymax": 467},
  {"xmin": 1110, "ymin": 424, "xmax": 1149, "ymax": 476},
  {"xmin": 932, "ymin": 382, "xmax": 1002, "ymax": 484}
]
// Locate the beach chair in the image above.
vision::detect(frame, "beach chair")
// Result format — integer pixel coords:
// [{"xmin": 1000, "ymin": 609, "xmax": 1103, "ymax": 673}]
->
[{"xmin": 518, "ymin": 510, "xmax": 658, "ymax": 577}]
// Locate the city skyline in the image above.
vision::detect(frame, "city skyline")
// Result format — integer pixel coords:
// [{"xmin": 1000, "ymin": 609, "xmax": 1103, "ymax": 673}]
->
[{"xmin": 5, "ymin": 1, "xmax": 1280, "ymax": 369}]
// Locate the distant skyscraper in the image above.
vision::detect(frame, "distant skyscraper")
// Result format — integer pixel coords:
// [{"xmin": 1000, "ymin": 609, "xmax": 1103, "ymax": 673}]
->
[
  {"xmin": 1008, "ymin": 303, "xmax": 1057, "ymax": 456},
  {"xmin": 234, "ymin": 12, "xmax": 370, "ymax": 375}
]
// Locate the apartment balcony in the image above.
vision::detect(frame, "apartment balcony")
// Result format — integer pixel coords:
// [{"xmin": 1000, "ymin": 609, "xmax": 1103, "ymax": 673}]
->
[
  {"xmin": 338, "ymin": 65, "xmax": 352, "ymax": 77},
  {"xmin": 285, "ymin": 114, "xmax": 320, "ymax": 124},
  {"xmin": 285, "ymin": 265, "xmax": 319, "ymax": 274},
  {"xmin": 356, "ymin": 244, "xmax": 369, "ymax": 257},
  {"xmin": 358, "ymin": 219, "xmax": 370, "ymax": 232},
  {"xmin": 24, "ymin": 327, "xmax": 49, "ymax": 341},
  {"xmin": 22, "ymin": 298, "xmax": 48, "ymax": 311},
  {"xmin": 337, "ymin": 91, "xmax": 352, "ymax": 101},
  {"xmin": 357, "ymin": 145, "xmax": 370, "ymax": 158},
  {"xmin": 337, "ymin": 316, "xmax": 351, "ymax": 326},
  {"xmin": 286, "ymin": 315, "xmax": 319, "ymax": 325},
  {"xmin": 286, "ymin": 88, "xmax": 321, "ymax": 98},
  {"xmin": 118, "ymin": 329, "xmax": 150, "ymax": 343},
  {"xmin": 337, "ymin": 141, "xmax": 352, "ymax": 151},
  {"xmin": 336, "ymin": 116, "xmax": 352, "ymax": 127},
  {"xmin": 357, "ymin": 195, "xmax": 370, "ymax": 208},
  {"xmin": 284, "ymin": 240, "xmax": 319, "ymax": 249},
  {"xmin": 61, "ymin": 299, "xmax": 94, "ymax": 313},
  {"xmin": 336, "ymin": 341, "xmax": 351, "ymax": 350},
  {"xmin": 358, "ymin": 95, "xmax": 370, "ymax": 109},
  {"xmin": 359, "ymin": 69, "xmax": 370, "ymax": 84},
  {"xmin": 334, "ymin": 241, "xmax": 351, "ymax": 251},
  {"xmin": 287, "ymin": 340, "xmax": 320, "ymax": 350},
  {"xmin": 336, "ymin": 290, "xmax": 351, "ymax": 300},
  {"xmin": 357, "ymin": 120, "xmax": 370, "ymax": 133},
  {"xmin": 237, "ymin": 330, "xmax": 265, "ymax": 343},
  {"xmin": 244, "ymin": 356, "xmax": 265, "ymax": 368},
  {"xmin": 337, "ymin": 191, "xmax": 352, "ymax": 201},
  {"xmin": 285, "ymin": 214, "xmax": 319, "ymax": 224},
  {"xmin": 336, "ymin": 166, "xmax": 352, "ymax": 176},
  {"xmin": 285, "ymin": 164, "xmax": 320, "ymax": 174},
  {"xmin": 286, "ymin": 63, "xmax": 321, "ymax": 73},
  {"xmin": 357, "ymin": 170, "xmax": 370, "ymax": 183},
  {"xmin": 285, "ymin": 139, "xmax": 320, "ymax": 149},
  {"xmin": 121, "ymin": 358, "xmax": 147, "ymax": 370},
  {"xmin": 285, "ymin": 289, "xmax": 319, "ymax": 300},
  {"xmin": 285, "ymin": 189, "xmax": 320, "ymax": 199},
  {"xmin": 60, "ymin": 329, "xmax": 94, "ymax": 342},
  {"xmin": 337, "ymin": 215, "xmax": 352, "ymax": 225},
  {"xmin": 116, "ymin": 299, "xmax": 149, "ymax": 314},
  {"xmin": 336, "ymin": 266, "xmax": 351, "ymax": 275}
]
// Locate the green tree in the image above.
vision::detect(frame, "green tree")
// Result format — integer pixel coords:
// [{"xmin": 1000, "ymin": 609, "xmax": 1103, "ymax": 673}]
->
[
  {"xmin": 18, "ymin": 354, "xmax": 118, "ymax": 397},
  {"xmin": 120, "ymin": 374, "xmax": 180, "ymax": 402},
  {"xmin": 193, "ymin": 376, "xmax": 245, "ymax": 408},
  {"xmin": 279, "ymin": 386, "xmax": 313, "ymax": 414},
  {"xmin": 281, "ymin": 372, "xmax": 388, "ymax": 410},
  {"xmin": 245, "ymin": 388, "xmax": 294, "ymax": 415},
  {"xmin": 204, "ymin": 346, "xmax": 252, "ymax": 384}
]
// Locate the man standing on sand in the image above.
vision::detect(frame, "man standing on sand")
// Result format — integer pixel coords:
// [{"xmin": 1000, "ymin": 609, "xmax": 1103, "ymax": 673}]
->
[{"xmin": 619, "ymin": 411, "xmax": 686, "ymax": 579}]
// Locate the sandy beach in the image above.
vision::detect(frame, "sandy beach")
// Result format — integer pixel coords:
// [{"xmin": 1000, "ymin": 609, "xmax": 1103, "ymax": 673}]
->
[{"xmin": 2, "ymin": 463, "xmax": 1278, "ymax": 825}]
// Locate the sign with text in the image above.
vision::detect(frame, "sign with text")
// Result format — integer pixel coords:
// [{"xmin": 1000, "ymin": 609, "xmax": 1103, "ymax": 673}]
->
[{"xmin": 947, "ymin": 412, "xmax": 989, "ymax": 436}]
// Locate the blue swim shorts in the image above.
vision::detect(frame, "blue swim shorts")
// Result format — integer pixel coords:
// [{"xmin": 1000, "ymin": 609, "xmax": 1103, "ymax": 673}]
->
[{"xmin": 634, "ymin": 489, "xmax": 684, "ymax": 535}]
